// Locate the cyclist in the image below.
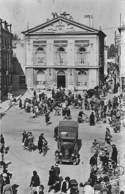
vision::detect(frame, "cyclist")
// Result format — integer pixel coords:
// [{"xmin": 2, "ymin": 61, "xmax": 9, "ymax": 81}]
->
[
  {"xmin": 105, "ymin": 127, "xmax": 112, "ymax": 144},
  {"xmin": 38, "ymin": 134, "xmax": 47, "ymax": 154}
]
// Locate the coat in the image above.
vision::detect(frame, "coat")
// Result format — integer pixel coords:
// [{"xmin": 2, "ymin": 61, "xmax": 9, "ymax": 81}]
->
[{"xmin": 3, "ymin": 184, "xmax": 13, "ymax": 194}]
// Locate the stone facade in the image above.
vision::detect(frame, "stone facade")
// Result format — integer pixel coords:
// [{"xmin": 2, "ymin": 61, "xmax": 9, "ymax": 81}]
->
[
  {"xmin": 0, "ymin": 19, "xmax": 13, "ymax": 101},
  {"xmin": 22, "ymin": 15, "xmax": 106, "ymax": 91},
  {"xmin": 119, "ymin": 26, "xmax": 125, "ymax": 91}
]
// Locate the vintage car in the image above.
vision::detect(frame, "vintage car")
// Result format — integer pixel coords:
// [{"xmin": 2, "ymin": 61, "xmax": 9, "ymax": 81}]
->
[{"xmin": 55, "ymin": 120, "xmax": 80, "ymax": 165}]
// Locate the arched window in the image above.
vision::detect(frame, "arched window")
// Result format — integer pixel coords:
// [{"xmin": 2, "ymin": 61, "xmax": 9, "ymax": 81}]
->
[
  {"xmin": 57, "ymin": 47, "xmax": 65, "ymax": 66},
  {"xmin": 79, "ymin": 47, "xmax": 86, "ymax": 64},
  {"xmin": 35, "ymin": 47, "xmax": 46, "ymax": 65},
  {"xmin": 77, "ymin": 70, "xmax": 88, "ymax": 87}
]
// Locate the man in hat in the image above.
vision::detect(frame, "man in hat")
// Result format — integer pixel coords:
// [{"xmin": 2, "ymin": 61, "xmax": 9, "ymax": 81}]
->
[
  {"xmin": 61, "ymin": 177, "xmax": 70, "ymax": 193},
  {"xmin": 54, "ymin": 164, "xmax": 60, "ymax": 179},
  {"xmin": 30, "ymin": 170, "xmax": 40, "ymax": 193}
]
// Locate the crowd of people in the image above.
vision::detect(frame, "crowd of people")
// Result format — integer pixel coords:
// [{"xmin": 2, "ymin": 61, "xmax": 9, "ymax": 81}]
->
[
  {"xmin": 29, "ymin": 165, "xmax": 80, "ymax": 194},
  {"xmin": 1, "ymin": 84, "xmax": 123, "ymax": 194},
  {"xmin": 18, "ymin": 88, "xmax": 83, "ymax": 124},
  {"xmin": 0, "ymin": 135, "xmax": 13, "ymax": 194},
  {"xmin": 22, "ymin": 131, "xmax": 48, "ymax": 154},
  {"xmin": 18, "ymin": 87, "xmax": 122, "ymax": 131},
  {"xmin": 87, "ymin": 130, "xmax": 119, "ymax": 193}
]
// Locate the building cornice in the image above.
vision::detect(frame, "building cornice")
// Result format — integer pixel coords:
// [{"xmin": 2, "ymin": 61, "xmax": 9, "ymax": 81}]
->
[
  {"xmin": 24, "ymin": 32, "xmax": 99, "ymax": 36},
  {"xmin": 25, "ymin": 65, "xmax": 99, "ymax": 69}
]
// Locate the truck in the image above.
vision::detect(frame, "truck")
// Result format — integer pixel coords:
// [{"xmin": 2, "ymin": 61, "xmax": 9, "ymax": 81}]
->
[{"xmin": 55, "ymin": 120, "xmax": 80, "ymax": 165}]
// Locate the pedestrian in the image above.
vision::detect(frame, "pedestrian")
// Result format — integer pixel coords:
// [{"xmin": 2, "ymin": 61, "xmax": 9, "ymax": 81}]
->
[
  {"xmin": 38, "ymin": 135, "xmax": 43, "ymax": 154},
  {"xmin": 54, "ymin": 126, "xmax": 58, "ymax": 140},
  {"xmin": 0, "ymin": 134, "xmax": 5, "ymax": 145},
  {"xmin": 111, "ymin": 144, "xmax": 118, "ymax": 165},
  {"xmin": 61, "ymin": 177, "xmax": 70, "ymax": 193},
  {"xmin": 54, "ymin": 164, "xmax": 60, "ymax": 178},
  {"xmin": 89, "ymin": 169, "xmax": 97, "ymax": 187},
  {"xmin": 30, "ymin": 170, "xmax": 40, "ymax": 193},
  {"xmin": 0, "ymin": 173, "xmax": 4, "ymax": 193},
  {"xmin": 45, "ymin": 111, "xmax": 50, "ymax": 125},
  {"xmin": 89, "ymin": 111, "xmax": 95, "ymax": 126},
  {"xmin": 2, "ymin": 169, "xmax": 12, "ymax": 185},
  {"xmin": 89, "ymin": 153, "xmax": 98, "ymax": 170},
  {"xmin": 105, "ymin": 128, "xmax": 112, "ymax": 144},
  {"xmin": 78, "ymin": 111, "xmax": 84, "ymax": 123},
  {"xmin": 19, "ymin": 98, "xmax": 22, "ymax": 109},
  {"xmin": 53, "ymin": 176, "xmax": 63, "ymax": 193},
  {"xmin": 48, "ymin": 166, "xmax": 56, "ymax": 192},
  {"xmin": 22, "ymin": 130, "xmax": 27, "ymax": 144}
]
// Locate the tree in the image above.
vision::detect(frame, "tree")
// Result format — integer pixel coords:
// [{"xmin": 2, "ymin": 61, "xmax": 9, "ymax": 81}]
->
[{"xmin": 108, "ymin": 44, "xmax": 117, "ymax": 58}]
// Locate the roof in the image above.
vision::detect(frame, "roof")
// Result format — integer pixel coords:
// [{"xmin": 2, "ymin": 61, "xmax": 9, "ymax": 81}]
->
[
  {"xmin": 118, "ymin": 25, "xmax": 125, "ymax": 32},
  {"xmin": 22, "ymin": 16, "xmax": 106, "ymax": 37},
  {"xmin": 59, "ymin": 120, "xmax": 78, "ymax": 128}
]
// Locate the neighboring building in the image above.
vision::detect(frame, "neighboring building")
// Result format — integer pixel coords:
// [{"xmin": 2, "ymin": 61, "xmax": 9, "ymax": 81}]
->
[
  {"xmin": 22, "ymin": 14, "xmax": 106, "ymax": 91},
  {"xmin": 0, "ymin": 19, "xmax": 13, "ymax": 101},
  {"xmin": 104, "ymin": 45, "xmax": 108, "ymax": 76},
  {"xmin": 12, "ymin": 39, "xmax": 26, "ymax": 90},
  {"xmin": 119, "ymin": 25, "xmax": 125, "ymax": 91}
]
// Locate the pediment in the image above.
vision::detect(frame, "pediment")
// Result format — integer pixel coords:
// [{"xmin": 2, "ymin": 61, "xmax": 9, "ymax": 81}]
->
[
  {"xmin": 31, "ymin": 20, "xmax": 92, "ymax": 34},
  {"xmin": 23, "ymin": 17, "xmax": 100, "ymax": 35}
]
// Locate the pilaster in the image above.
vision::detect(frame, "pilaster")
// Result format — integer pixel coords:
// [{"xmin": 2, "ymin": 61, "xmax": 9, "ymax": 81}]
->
[
  {"xmin": 67, "ymin": 40, "xmax": 75, "ymax": 66},
  {"xmin": 47, "ymin": 40, "xmax": 53, "ymax": 66}
]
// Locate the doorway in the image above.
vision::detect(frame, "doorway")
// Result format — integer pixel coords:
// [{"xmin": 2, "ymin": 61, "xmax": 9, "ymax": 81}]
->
[{"xmin": 57, "ymin": 71, "xmax": 66, "ymax": 88}]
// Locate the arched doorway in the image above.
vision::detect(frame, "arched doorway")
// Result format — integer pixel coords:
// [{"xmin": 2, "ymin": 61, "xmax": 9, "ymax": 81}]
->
[
  {"xmin": 36, "ymin": 70, "xmax": 45, "ymax": 89},
  {"xmin": 57, "ymin": 70, "xmax": 66, "ymax": 88}
]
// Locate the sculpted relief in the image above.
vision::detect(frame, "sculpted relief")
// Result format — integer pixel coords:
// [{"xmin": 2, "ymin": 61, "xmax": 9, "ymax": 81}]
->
[{"xmin": 36, "ymin": 20, "xmax": 86, "ymax": 33}]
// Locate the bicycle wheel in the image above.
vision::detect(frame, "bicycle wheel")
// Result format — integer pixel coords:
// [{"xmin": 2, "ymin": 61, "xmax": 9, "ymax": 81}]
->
[{"xmin": 114, "ymin": 165, "xmax": 124, "ymax": 176}]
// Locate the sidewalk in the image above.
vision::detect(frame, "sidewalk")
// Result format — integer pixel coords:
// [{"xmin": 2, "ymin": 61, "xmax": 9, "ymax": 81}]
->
[
  {"xmin": 0, "ymin": 100, "xmax": 11, "ymax": 115},
  {"xmin": 119, "ymin": 125, "xmax": 125, "ymax": 191},
  {"xmin": 0, "ymin": 90, "xmax": 26, "ymax": 115}
]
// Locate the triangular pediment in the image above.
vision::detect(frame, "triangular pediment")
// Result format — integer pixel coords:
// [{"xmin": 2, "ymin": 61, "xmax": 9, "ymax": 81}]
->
[{"xmin": 22, "ymin": 16, "xmax": 101, "ymax": 35}]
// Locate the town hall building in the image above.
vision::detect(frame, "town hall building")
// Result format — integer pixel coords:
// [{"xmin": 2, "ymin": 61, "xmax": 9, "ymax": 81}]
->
[{"xmin": 22, "ymin": 13, "xmax": 106, "ymax": 91}]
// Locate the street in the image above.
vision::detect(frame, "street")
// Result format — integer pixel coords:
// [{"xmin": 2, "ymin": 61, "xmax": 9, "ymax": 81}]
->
[{"xmin": 1, "ymin": 102, "xmax": 122, "ymax": 194}]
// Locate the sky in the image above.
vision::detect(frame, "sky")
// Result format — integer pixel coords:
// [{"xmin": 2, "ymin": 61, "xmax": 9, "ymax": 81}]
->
[{"xmin": 0, "ymin": 0, "xmax": 125, "ymax": 45}]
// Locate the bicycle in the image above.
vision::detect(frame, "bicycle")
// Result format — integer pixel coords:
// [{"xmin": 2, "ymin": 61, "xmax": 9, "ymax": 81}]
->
[{"xmin": 103, "ymin": 160, "xmax": 124, "ymax": 178}]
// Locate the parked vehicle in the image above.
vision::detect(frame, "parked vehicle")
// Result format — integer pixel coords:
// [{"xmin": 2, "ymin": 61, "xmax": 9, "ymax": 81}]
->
[{"xmin": 55, "ymin": 120, "xmax": 80, "ymax": 165}]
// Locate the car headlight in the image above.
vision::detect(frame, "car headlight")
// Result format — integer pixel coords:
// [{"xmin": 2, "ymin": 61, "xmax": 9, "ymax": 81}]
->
[{"xmin": 59, "ymin": 152, "xmax": 62, "ymax": 156}]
